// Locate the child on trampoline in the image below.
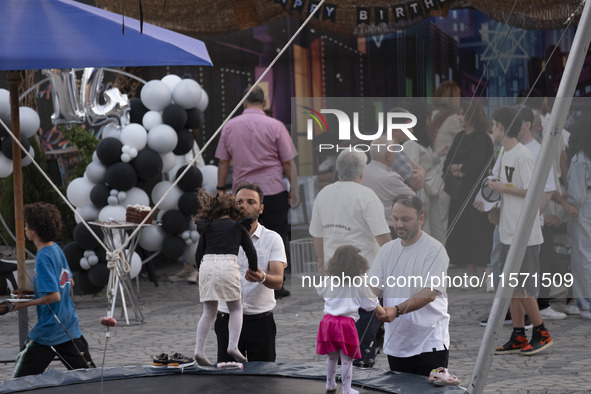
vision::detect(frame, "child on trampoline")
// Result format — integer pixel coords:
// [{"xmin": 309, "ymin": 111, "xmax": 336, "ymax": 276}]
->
[
  {"xmin": 193, "ymin": 190, "xmax": 258, "ymax": 366},
  {"xmin": 316, "ymin": 245, "xmax": 385, "ymax": 394}
]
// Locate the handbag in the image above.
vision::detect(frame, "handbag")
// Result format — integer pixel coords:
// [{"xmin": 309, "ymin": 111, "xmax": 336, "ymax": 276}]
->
[{"xmin": 443, "ymin": 173, "xmax": 462, "ymax": 200}]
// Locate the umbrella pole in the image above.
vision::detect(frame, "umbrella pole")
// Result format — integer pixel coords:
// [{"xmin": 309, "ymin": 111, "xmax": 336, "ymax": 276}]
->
[
  {"xmin": 467, "ymin": 1, "xmax": 591, "ymax": 392},
  {"xmin": 8, "ymin": 70, "xmax": 28, "ymax": 350}
]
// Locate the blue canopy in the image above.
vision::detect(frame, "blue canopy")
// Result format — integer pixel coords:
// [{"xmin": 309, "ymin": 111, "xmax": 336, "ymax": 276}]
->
[{"xmin": 0, "ymin": 0, "xmax": 212, "ymax": 70}]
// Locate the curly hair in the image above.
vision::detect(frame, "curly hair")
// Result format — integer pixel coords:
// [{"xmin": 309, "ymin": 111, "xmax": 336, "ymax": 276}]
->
[
  {"xmin": 23, "ymin": 202, "xmax": 62, "ymax": 242},
  {"xmin": 460, "ymin": 100, "xmax": 489, "ymax": 133},
  {"xmin": 195, "ymin": 189, "xmax": 246, "ymax": 222},
  {"xmin": 326, "ymin": 245, "xmax": 369, "ymax": 277}
]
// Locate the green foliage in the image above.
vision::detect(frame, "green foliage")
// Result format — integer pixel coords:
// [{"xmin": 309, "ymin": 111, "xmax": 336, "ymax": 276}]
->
[{"xmin": 59, "ymin": 125, "xmax": 99, "ymax": 180}]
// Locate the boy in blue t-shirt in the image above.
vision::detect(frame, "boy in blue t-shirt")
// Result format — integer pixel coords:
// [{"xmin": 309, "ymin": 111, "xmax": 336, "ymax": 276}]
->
[{"xmin": 12, "ymin": 203, "xmax": 95, "ymax": 377}]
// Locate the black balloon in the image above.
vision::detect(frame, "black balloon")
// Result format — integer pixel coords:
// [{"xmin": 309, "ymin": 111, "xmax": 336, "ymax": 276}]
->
[
  {"xmin": 175, "ymin": 165, "xmax": 203, "ymax": 192},
  {"xmin": 162, "ymin": 104, "xmax": 188, "ymax": 131},
  {"xmin": 75, "ymin": 271, "xmax": 104, "ymax": 294},
  {"xmin": 63, "ymin": 242, "xmax": 85, "ymax": 272},
  {"xmin": 129, "ymin": 97, "xmax": 148, "ymax": 124},
  {"xmin": 162, "ymin": 235, "xmax": 186, "ymax": 259},
  {"xmin": 178, "ymin": 192, "xmax": 200, "ymax": 216},
  {"xmin": 1, "ymin": 136, "xmax": 30, "ymax": 160},
  {"xmin": 173, "ymin": 129, "xmax": 194, "ymax": 155},
  {"xmin": 90, "ymin": 184, "xmax": 111, "ymax": 208},
  {"xmin": 73, "ymin": 223, "xmax": 104, "ymax": 250},
  {"xmin": 94, "ymin": 247, "xmax": 107, "ymax": 265},
  {"xmin": 88, "ymin": 263, "xmax": 110, "ymax": 288},
  {"xmin": 96, "ymin": 137, "xmax": 123, "ymax": 166},
  {"xmin": 105, "ymin": 162, "xmax": 138, "ymax": 191},
  {"xmin": 185, "ymin": 108, "xmax": 203, "ymax": 130},
  {"xmin": 132, "ymin": 148, "xmax": 163, "ymax": 181},
  {"xmin": 161, "ymin": 209, "xmax": 189, "ymax": 235}
]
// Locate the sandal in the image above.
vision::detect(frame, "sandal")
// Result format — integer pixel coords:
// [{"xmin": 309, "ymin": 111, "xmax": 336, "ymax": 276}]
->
[{"xmin": 429, "ymin": 367, "xmax": 461, "ymax": 386}]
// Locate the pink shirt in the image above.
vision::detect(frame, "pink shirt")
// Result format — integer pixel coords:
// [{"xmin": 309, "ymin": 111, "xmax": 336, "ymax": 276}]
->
[{"xmin": 215, "ymin": 108, "xmax": 297, "ymax": 195}]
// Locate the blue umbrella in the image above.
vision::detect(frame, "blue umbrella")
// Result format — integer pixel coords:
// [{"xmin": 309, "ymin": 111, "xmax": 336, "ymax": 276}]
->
[{"xmin": 0, "ymin": 0, "xmax": 212, "ymax": 70}]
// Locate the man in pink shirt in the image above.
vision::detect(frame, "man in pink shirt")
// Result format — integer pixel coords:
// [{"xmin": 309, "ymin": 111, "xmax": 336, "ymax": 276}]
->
[{"xmin": 215, "ymin": 86, "xmax": 299, "ymax": 296}]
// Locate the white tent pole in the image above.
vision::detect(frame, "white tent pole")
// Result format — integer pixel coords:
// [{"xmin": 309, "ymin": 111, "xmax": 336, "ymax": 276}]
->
[{"xmin": 467, "ymin": 1, "xmax": 591, "ymax": 392}]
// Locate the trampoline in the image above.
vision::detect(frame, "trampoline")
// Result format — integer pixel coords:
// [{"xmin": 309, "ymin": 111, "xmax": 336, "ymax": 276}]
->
[{"xmin": 0, "ymin": 362, "xmax": 465, "ymax": 393}]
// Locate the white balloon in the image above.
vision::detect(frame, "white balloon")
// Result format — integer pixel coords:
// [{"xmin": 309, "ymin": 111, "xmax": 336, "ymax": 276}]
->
[
  {"xmin": 121, "ymin": 123, "xmax": 148, "ymax": 151},
  {"xmin": 85, "ymin": 161, "xmax": 106, "ymax": 184},
  {"xmin": 75, "ymin": 204, "xmax": 99, "ymax": 223},
  {"xmin": 142, "ymin": 111, "xmax": 162, "ymax": 131},
  {"xmin": 19, "ymin": 107, "xmax": 40, "ymax": 138},
  {"xmin": 161, "ymin": 74, "xmax": 182, "ymax": 93},
  {"xmin": 92, "ymin": 151, "xmax": 99, "ymax": 162},
  {"xmin": 190, "ymin": 230, "xmax": 199, "ymax": 243},
  {"xmin": 129, "ymin": 148, "xmax": 138, "ymax": 158},
  {"xmin": 147, "ymin": 124, "xmax": 177, "ymax": 154},
  {"xmin": 110, "ymin": 189, "xmax": 119, "ymax": 196},
  {"xmin": 98, "ymin": 205, "xmax": 126, "ymax": 221},
  {"xmin": 151, "ymin": 181, "xmax": 182, "ymax": 211},
  {"xmin": 66, "ymin": 177, "xmax": 94, "ymax": 208},
  {"xmin": 80, "ymin": 258, "xmax": 91, "ymax": 270},
  {"xmin": 88, "ymin": 255, "xmax": 99, "ymax": 266},
  {"xmin": 117, "ymin": 191, "xmax": 127, "ymax": 202},
  {"xmin": 181, "ymin": 230, "xmax": 191, "ymax": 240},
  {"xmin": 84, "ymin": 250, "xmax": 94, "ymax": 258},
  {"xmin": 160, "ymin": 151, "xmax": 176, "ymax": 173},
  {"xmin": 196, "ymin": 89, "xmax": 209, "ymax": 112},
  {"xmin": 21, "ymin": 147, "xmax": 35, "ymax": 167},
  {"xmin": 107, "ymin": 195, "xmax": 119, "ymax": 206},
  {"xmin": 172, "ymin": 79, "xmax": 203, "ymax": 109},
  {"xmin": 0, "ymin": 152, "xmax": 13, "ymax": 178},
  {"xmin": 140, "ymin": 80, "xmax": 171, "ymax": 111},
  {"xmin": 183, "ymin": 242, "xmax": 199, "ymax": 265},
  {"xmin": 200, "ymin": 164, "xmax": 218, "ymax": 188},
  {"xmin": 139, "ymin": 224, "xmax": 165, "ymax": 252},
  {"xmin": 129, "ymin": 251, "xmax": 142, "ymax": 279},
  {"xmin": 123, "ymin": 187, "xmax": 150, "ymax": 206},
  {"xmin": 0, "ymin": 89, "xmax": 10, "ymax": 123},
  {"xmin": 121, "ymin": 153, "xmax": 131, "ymax": 163},
  {"xmin": 102, "ymin": 122, "xmax": 122, "ymax": 140}
]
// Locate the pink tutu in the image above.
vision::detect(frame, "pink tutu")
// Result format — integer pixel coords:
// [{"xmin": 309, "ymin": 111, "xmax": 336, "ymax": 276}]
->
[{"xmin": 316, "ymin": 314, "xmax": 361, "ymax": 359}]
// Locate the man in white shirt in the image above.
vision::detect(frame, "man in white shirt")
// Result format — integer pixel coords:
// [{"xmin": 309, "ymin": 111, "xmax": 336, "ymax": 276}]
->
[
  {"xmin": 215, "ymin": 183, "xmax": 287, "ymax": 362},
  {"xmin": 370, "ymin": 194, "xmax": 450, "ymax": 377}
]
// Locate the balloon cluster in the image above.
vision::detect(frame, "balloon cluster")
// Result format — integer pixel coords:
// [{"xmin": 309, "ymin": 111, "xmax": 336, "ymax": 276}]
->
[
  {"xmin": 64, "ymin": 75, "xmax": 217, "ymax": 289},
  {"xmin": 0, "ymin": 88, "xmax": 39, "ymax": 177}
]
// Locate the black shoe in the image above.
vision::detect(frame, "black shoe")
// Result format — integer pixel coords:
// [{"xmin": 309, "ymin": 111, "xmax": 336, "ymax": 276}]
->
[
  {"xmin": 521, "ymin": 327, "xmax": 553, "ymax": 355},
  {"xmin": 152, "ymin": 353, "xmax": 169, "ymax": 367},
  {"xmin": 479, "ymin": 310, "xmax": 512, "ymax": 327},
  {"xmin": 275, "ymin": 287, "xmax": 290, "ymax": 299},
  {"xmin": 495, "ymin": 331, "xmax": 529, "ymax": 354},
  {"xmin": 168, "ymin": 352, "xmax": 196, "ymax": 368}
]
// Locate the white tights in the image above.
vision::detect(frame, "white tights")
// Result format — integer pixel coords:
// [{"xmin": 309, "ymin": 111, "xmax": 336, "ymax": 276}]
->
[
  {"xmin": 325, "ymin": 350, "xmax": 358, "ymax": 394},
  {"xmin": 194, "ymin": 300, "xmax": 246, "ymax": 366}
]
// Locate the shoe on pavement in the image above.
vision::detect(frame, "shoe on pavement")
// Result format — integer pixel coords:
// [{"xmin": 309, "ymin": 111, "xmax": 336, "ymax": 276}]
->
[
  {"xmin": 495, "ymin": 331, "xmax": 529, "ymax": 354},
  {"xmin": 275, "ymin": 287, "xmax": 290, "ymax": 299},
  {"xmin": 521, "ymin": 328, "xmax": 553, "ymax": 355},
  {"xmin": 479, "ymin": 310, "xmax": 512, "ymax": 327},
  {"xmin": 486, "ymin": 276, "xmax": 494, "ymax": 293},
  {"xmin": 581, "ymin": 311, "xmax": 591, "ymax": 319},
  {"xmin": 169, "ymin": 267, "xmax": 194, "ymax": 282},
  {"xmin": 565, "ymin": 304, "xmax": 582, "ymax": 315},
  {"xmin": 187, "ymin": 270, "xmax": 198, "ymax": 285},
  {"xmin": 152, "ymin": 353, "xmax": 169, "ymax": 367},
  {"xmin": 168, "ymin": 352, "xmax": 196, "ymax": 368},
  {"xmin": 539, "ymin": 306, "xmax": 567, "ymax": 320}
]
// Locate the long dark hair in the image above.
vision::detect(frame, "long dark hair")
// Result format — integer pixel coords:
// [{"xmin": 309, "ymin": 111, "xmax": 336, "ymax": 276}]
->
[
  {"xmin": 461, "ymin": 100, "xmax": 489, "ymax": 133},
  {"xmin": 567, "ymin": 117, "xmax": 591, "ymax": 165}
]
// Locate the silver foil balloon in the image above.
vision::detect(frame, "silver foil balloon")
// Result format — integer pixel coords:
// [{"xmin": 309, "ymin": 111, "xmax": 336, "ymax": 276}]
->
[
  {"xmin": 42, "ymin": 69, "xmax": 86, "ymax": 125},
  {"xmin": 82, "ymin": 68, "xmax": 129, "ymax": 127}
]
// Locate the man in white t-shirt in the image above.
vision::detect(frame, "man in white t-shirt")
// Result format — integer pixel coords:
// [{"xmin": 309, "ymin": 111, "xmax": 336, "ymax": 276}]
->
[
  {"xmin": 370, "ymin": 194, "xmax": 451, "ymax": 377},
  {"xmin": 482, "ymin": 106, "xmax": 553, "ymax": 356},
  {"xmin": 215, "ymin": 183, "xmax": 287, "ymax": 362},
  {"xmin": 309, "ymin": 150, "xmax": 391, "ymax": 367}
]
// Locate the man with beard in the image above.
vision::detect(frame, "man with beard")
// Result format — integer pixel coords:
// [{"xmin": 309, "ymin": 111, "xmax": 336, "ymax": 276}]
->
[
  {"xmin": 214, "ymin": 183, "xmax": 287, "ymax": 362},
  {"xmin": 369, "ymin": 194, "xmax": 451, "ymax": 377}
]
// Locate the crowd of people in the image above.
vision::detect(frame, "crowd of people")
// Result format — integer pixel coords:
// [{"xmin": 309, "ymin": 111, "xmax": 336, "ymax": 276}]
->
[{"xmin": 4, "ymin": 82, "xmax": 591, "ymax": 393}]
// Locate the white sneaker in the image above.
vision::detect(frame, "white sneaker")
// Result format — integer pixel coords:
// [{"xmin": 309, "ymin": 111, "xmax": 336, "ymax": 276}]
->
[
  {"xmin": 581, "ymin": 311, "xmax": 591, "ymax": 319},
  {"xmin": 539, "ymin": 306, "xmax": 567, "ymax": 320},
  {"xmin": 169, "ymin": 267, "xmax": 194, "ymax": 282},
  {"xmin": 187, "ymin": 270, "xmax": 198, "ymax": 285},
  {"xmin": 565, "ymin": 304, "xmax": 582, "ymax": 315}
]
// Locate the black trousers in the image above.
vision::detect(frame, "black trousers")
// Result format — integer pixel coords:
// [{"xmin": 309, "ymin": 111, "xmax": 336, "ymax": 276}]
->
[
  {"xmin": 387, "ymin": 349, "xmax": 449, "ymax": 377},
  {"xmin": 214, "ymin": 311, "xmax": 277, "ymax": 362},
  {"xmin": 14, "ymin": 336, "xmax": 95, "ymax": 377}
]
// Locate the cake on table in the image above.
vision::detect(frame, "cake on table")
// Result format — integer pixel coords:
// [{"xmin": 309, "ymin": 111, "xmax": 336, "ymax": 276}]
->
[{"xmin": 126, "ymin": 205, "xmax": 153, "ymax": 224}]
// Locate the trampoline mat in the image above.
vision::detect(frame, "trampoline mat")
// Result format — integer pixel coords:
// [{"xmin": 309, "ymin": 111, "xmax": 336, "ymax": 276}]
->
[{"xmin": 23, "ymin": 374, "xmax": 385, "ymax": 393}]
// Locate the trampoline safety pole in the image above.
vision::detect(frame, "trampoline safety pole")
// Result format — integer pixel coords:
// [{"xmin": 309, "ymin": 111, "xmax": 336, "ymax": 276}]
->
[{"xmin": 467, "ymin": 1, "xmax": 591, "ymax": 392}]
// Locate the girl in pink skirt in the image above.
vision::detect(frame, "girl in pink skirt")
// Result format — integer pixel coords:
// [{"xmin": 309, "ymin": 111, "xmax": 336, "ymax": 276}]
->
[
  {"xmin": 316, "ymin": 245, "xmax": 385, "ymax": 394},
  {"xmin": 193, "ymin": 190, "xmax": 257, "ymax": 366}
]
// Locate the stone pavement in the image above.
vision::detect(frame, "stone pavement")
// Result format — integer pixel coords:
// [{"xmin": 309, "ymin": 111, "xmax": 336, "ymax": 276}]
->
[{"xmin": 1, "ymin": 262, "xmax": 590, "ymax": 393}]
